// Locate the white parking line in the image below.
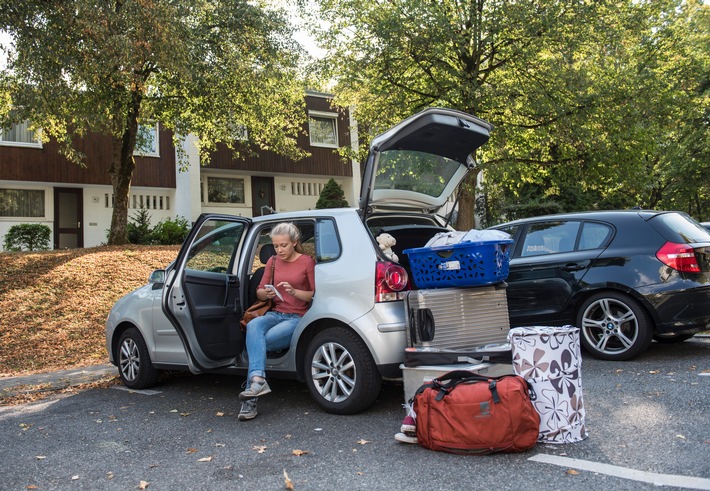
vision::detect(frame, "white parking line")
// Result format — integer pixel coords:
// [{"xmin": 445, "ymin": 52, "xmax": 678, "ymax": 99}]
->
[
  {"xmin": 110, "ymin": 386, "xmax": 162, "ymax": 396},
  {"xmin": 529, "ymin": 453, "xmax": 710, "ymax": 490}
]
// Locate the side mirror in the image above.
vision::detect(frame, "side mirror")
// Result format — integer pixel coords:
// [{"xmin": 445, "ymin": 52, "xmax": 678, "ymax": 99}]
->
[{"xmin": 149, "ymin": 269, "xmax": 166, "ymax": 284}]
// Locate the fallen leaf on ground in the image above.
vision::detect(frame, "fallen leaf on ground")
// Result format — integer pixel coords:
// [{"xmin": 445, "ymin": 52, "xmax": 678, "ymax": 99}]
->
[
  {"xmin": 356, "ymin": 439, "xmax": 371, "ymax": 445},
  {"xmin": 186, "ymin": 448, "xmax": 198, "ymax": 453},
  {"xmin": 253, "ymin": 445, "xmax": 267, "ymax": 453},
  {"xmin": 292, "ymin": 449, "xmax": 308, "ymax": 456},
  {"xmin": 676, "ymin": 434, "xmax": 686, "ymax": 440},
  {"xmin": 566, "ymin": 469, "xmax": 579, "ymax": 475},
  {"xmin": 216, "ymin": 412, "xmax": 225, "ymax": 417},
  {"xmin": 138, "ymin": 480, "xmax": 149, "ymax": 490},
  {"xmin": 197, "ymin": 456, "xmax": 213, "ymax": 462},
  {"xmin": 283, "ymin": 469, "xmax": 294, "ymax": 490}
]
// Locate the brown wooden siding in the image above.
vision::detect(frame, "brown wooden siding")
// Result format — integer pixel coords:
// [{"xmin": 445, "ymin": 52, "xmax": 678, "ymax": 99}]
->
[
  {"xmin": 205, "ymin": 95, "xmax": 353, "ymax": 177},
  {"xmin": 0, "ymin": 128, "xmax": 176, "ymax": 188},
  {"xmin": 0, "ymin": 94, "xmax": 351, "ymax": 187}
]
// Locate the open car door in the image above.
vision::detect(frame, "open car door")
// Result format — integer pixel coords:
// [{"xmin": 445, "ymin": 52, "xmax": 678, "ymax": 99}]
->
[{"xmin": 163, "ymin": 214, "xmax": 251, "ymax": 372}]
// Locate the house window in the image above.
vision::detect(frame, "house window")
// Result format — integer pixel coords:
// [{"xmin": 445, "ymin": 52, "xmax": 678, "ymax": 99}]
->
[
  {"xmin": 308, "ymin": 112, "xmax": 338, "ymax": 148},
  {"xmin": 134, "ymin": 123, "xmax": 160, "ymax": 157},
  {"xmin": 0, "ymin": 120, "xmax": 42, "ymax": 148},
  {"xmin": 0, "ymin": 189, "xmax": 45, "ymax": 217},
  {"xmin": 206, "ymin": 176, "xmax": 245, "ymax": 204}
]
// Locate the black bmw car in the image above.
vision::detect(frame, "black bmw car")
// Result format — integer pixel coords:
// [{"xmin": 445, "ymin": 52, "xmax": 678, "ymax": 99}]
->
[{"xmin": 490, "ymin": 210, "xmax": 710, "ymax": 361}]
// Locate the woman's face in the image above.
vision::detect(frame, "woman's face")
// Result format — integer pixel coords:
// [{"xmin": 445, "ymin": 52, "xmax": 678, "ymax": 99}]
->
[{"xmin": 271, "ymin": 234, "xmax": 297, "ymax": 261}]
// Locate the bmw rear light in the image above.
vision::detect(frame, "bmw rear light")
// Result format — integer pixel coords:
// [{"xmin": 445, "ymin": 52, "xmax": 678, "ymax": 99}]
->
[
  {"xmin": 656, "ymin": 242, "xmax": 701, "ymax": 273},
  {"xmin": 375, "ymin": 261, "xmax": 410, "ymax": 302}
]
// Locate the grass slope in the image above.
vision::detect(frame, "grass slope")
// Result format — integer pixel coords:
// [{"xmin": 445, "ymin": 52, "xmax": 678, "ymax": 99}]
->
[{"xmin": 0, "ymin": 245, "xmax": 179, "ymax": 377}]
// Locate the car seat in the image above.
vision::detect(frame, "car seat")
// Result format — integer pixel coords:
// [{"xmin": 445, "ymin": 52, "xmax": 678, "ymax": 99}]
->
[{"xmin": 248, "ymin": 243, "xmax": 276, "ymax": 306}]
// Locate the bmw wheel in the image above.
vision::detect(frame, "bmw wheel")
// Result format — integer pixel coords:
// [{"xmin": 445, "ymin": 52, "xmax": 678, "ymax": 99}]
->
[
  {"xmin": 577, "ymin": 292, "xmax": 653, "ymax": 361},
  {"xmin": 117, "ymin": 327, "xmax": 160, "ymax": 389},
  {"xmin": 304, "ymin": 327, "xmax": 382, "ymax": 415}
]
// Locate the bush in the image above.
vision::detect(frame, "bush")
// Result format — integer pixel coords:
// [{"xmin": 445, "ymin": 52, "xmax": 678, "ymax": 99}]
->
[
  {"xmin": 3, "ymin": 223, "xmax": 51, "ymax": 251},
  {"xmin": 316, "ymin": 178, "xmax": 349, "ymax": 209},
  {"xmin": 127, "ymin": 208, "xmax": 153, "ymax": 245},
  {"xmin": 151, "ymin": 216, "xmax": 191, "ymax": 245}
]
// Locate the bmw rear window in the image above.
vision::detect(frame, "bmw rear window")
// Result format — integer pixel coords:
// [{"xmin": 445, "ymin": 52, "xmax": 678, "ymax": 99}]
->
[{"xmin": 649, "ymin": 213, "xmax": 710, "ymax": 244}]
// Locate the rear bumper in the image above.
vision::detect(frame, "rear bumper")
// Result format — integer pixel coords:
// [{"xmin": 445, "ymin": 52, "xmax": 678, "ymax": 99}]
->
[{"xmin": 642, "ymin": 282, "xmax": 710, "ymax": 334}]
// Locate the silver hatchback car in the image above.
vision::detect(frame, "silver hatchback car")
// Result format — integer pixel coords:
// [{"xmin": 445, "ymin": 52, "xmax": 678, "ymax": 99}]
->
[{"xmin": 105, "ymin": 108, "xmax": 493, "ymax": 414}]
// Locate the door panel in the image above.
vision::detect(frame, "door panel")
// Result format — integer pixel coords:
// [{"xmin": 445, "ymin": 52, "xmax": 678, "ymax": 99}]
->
[
  {"xmin": 163, "ymin": 214, "xmax": 250, "ymax": 372},
  {"xmin": 54, "ymin": 188, "xmax": 83, "ymax": 248},
  {"xmin": 251, "ymin": 176, "xmax": 274, "ymax": 216}
]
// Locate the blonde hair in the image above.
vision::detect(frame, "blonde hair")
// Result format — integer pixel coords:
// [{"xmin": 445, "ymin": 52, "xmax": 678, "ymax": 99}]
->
[{"xmin": 270, "ymin": 222, "xmax": 304, "ymax": 253}]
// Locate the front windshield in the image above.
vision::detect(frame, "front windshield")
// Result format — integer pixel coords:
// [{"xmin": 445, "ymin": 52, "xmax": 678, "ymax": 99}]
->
[{"xmin": 374, "ymin": 150, "xmax": 461, "ymax": 198}]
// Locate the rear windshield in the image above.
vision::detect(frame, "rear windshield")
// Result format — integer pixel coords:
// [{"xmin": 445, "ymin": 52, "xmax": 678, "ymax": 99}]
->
[
  {"xmin": 375, "ymin": 150, "xmax": 460, "ymax": 198},
  {"xmin": 649, "ymin": 213, "xmax": 710, "ymax": 244}
]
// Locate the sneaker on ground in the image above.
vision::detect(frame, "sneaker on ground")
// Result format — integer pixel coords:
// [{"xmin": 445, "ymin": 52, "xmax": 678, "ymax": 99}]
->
[
  {"xmin": 239, "ymin": 379, "xmax": 272, "ymax": 400},
  {"xmin": 394, "ymin": 432, "xmax": 418, "ymax": 444},
  {"xmin": 400, "ymin": 415, "xmax": 416, "ymax": 434},
  {"xmin": 238, "ymin": 399, "xmax": 258, "ymax": 421}
]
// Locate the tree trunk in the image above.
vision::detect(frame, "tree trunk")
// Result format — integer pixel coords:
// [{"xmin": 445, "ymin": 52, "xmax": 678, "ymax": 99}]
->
[
  {"xmin": 107, "ymin": 93, "xmax": 141, "ymax": 245},
  {"xmin": 107, "ymin": 136, "xmax": 135, "ymax": 245},
  {"xmin": 456, "ymin": 172, "xmax": 478, "ymax": 231}
]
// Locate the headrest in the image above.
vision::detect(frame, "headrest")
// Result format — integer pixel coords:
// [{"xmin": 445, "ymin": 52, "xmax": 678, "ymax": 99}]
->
[{"xmin": 259, "ymin": 243, "xmax": 276, "ymax": 264}]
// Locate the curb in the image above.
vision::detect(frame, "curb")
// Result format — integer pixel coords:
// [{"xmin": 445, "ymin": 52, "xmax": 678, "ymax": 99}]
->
[{"xmin": 0, "ymin": 364, "xmax": 117, "ymax": 398}]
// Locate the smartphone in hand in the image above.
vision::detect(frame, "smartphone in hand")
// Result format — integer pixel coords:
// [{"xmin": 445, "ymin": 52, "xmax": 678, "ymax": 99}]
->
[{"xmin": 265, "ymin": 284, "xmax": 284, "ymax": 301}]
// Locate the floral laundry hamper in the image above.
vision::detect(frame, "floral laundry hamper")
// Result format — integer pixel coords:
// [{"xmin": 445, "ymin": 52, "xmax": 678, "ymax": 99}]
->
[{"xmin": 508, "ymin": 326, "xmax": 588, "ymax": 444}]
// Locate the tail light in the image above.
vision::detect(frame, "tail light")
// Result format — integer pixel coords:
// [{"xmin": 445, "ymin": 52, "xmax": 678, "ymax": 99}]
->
[
  {"xmin": 375, "ymin": 261, "xmax": 410, "ymax": 302},
  {"xmin": 656, "ymin": 242, "xmax": 701, "ymax": 273}
]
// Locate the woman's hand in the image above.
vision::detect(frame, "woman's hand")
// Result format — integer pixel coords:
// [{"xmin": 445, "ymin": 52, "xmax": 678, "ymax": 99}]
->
[{"xmin": 278, "ymin": 281, "xmax": 295, "ymax": 296}]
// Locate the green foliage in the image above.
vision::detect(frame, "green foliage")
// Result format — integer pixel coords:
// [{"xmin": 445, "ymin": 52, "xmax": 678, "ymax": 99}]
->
[
  {"xmin": 3, "ymin": 223, "xmax": 51, "ymax": 251},
  {"xmin": 0, "ymin": 0, "xmax": 307, "ymax": 244},
  {"xmin": 150, "ymin": 216, "xmax": 191, "ymax": 245},
  {"xmin": 309, "ymin": 0, "xmax": 710, "ymax": 225},
  {"xmin": 127, "ymin": 209, "xmax": 153, "ymax": 245},
  {"xmin": 316, "ymin": 178, "xmax": 349, "ymax": 209},
  {"xmin": 125, "ymin": 209, "xmax": 190, "ymax": 245}
]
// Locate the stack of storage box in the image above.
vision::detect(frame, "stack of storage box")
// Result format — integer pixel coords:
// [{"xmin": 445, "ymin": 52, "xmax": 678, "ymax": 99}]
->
[{"xmin": 400, "ymin": 236, "xmax": 514, "ymax": 401}]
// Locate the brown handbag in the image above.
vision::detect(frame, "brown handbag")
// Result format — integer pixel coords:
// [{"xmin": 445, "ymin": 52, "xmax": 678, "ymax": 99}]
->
[{"xmin": 240, "ymin": 258, "xmax": 275, "ymax": 330}]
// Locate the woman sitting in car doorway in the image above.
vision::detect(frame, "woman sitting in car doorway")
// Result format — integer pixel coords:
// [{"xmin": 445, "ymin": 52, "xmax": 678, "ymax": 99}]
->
[{"xmin": 239, "ymin": 222, "xmax": 316, "ymax": 421}]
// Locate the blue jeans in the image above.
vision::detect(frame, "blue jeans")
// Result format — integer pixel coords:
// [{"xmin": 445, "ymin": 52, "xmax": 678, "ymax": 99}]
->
[{"xmin": 245, "ymin": 310, "xmax": 300, "ymax": 381}]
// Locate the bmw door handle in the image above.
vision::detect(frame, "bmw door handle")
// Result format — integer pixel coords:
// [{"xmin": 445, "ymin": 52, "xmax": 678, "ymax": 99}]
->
[{"xmin": 562, "ymin": 263, "xmax": 585, "ymax": 272}]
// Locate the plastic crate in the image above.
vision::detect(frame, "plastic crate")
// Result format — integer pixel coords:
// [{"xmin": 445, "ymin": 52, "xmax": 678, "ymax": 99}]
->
[{"xmin": 403, "ymin": 239, "xmax": 513, "ymax": 288}]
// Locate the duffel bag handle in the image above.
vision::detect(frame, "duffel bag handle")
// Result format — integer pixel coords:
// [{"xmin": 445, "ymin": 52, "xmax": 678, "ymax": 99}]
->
[{"xmin": 431, "ymin": 370, "xmax": 512, "ymax": 402}]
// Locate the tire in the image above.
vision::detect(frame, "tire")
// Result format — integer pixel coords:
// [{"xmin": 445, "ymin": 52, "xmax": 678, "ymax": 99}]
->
[
  {"xmin": 653, "ymin": 333, "xmax": 695, "ymax": 344},
  {"xmin": 577, "ymin": 292, "xmax": 654, "ymax": 361},
  {"xmin": 304, "ymin": 327, "xmax": 382, "ymax": 415},
  {"xmin": 117, "ymin": 327, "xmax": 160, "ymax": 389}
]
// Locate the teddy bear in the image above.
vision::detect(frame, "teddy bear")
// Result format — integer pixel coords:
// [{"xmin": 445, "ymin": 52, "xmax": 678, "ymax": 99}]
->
[{"xmin": 376, "ymin": 233, "xmax": 399, "ymax": 263}]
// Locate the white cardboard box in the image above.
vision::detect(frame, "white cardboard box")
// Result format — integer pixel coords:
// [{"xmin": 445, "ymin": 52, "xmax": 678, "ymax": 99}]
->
[{"xmin": 401, "ymin": 362, "xmax": 514, "ymax": 403}]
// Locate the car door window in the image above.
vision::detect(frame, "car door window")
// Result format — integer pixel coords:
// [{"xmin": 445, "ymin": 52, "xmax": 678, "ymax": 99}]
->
[
  {"xmin": 579, "ymin": 222, "xmax": 613, "ymax": 250},
  {"xmin": 185, "ymin": 221, "xmax": 244, "ymax": 272},
  {"xmin": 521, "ymin": 221, "xmax": 580, "ymax": 257},
  {"xmin": 316, "ymin": 218, "xmax": 341, "ymax": 262}
]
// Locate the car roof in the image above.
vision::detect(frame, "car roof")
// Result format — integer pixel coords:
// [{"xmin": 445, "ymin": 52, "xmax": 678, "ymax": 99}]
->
[{"xmin": 490, "ymin": 209, "xmax": 670, "ymax": 227}]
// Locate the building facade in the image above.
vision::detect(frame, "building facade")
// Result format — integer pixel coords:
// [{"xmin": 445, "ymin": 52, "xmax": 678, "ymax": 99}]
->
[{"xmin": 0, "ymin": 91, "xmax": 360, "ymax": 250}]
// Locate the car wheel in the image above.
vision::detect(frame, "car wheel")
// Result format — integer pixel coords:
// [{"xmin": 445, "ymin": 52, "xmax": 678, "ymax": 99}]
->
[
  {"xmin": 577, "ymin": 292, "xmax": 653, "ymax": 361},
  {"xmin": 653, "ymin": 333, "xmax": 696, "ymax": 344},
  {"xmin": 304, "ymin": 327, "xmax": 382, "ymax": 415},
  {"xmin": 117, "ymin": 327, "xmax": 160, "ymax": 389}
]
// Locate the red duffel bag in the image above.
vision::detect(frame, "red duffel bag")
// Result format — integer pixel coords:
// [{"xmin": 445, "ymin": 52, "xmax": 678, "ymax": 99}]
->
[{"xmin": 412, "ymin": 370, "xmax": 540, "ymax": 454}]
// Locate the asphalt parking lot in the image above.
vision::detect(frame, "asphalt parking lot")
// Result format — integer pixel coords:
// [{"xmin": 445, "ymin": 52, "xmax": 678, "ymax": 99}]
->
[{"xmin": 1, "ymin": 337, "xmax": 709, "ymax": 491}]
